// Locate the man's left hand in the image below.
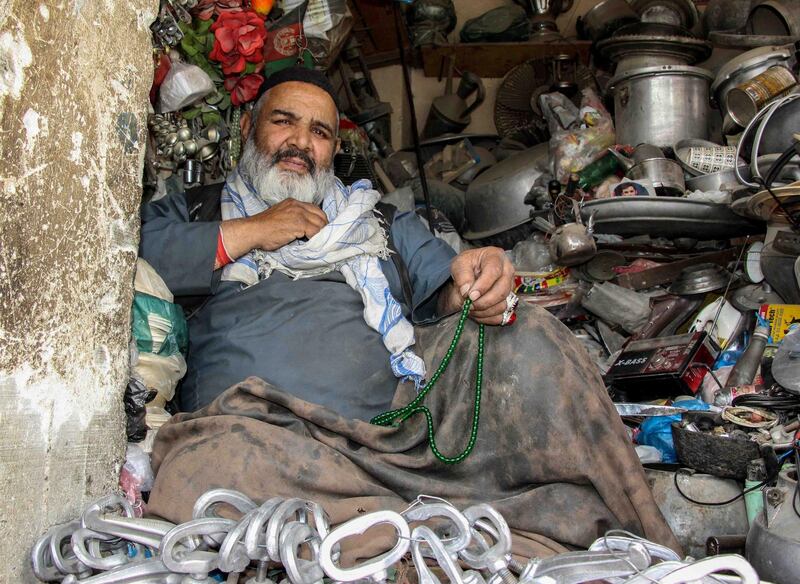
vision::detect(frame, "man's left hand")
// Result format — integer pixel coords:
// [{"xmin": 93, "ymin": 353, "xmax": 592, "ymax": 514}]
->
[{"xmin": 441, "ymin": 247, "xmax": 516, "ymax": 325}]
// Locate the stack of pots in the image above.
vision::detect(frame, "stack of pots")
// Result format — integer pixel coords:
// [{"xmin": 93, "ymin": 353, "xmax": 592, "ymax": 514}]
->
[{"xmin": 599, "ymin": 21, "xmax": 714, "ymax": 149}]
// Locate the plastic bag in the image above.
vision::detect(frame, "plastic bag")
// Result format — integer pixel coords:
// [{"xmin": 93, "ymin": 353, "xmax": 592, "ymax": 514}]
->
[
  {"xmin": 120, "ymin": 443, "xmax": 155, "ymax": 516},
  {"xmin": 511, "ymin": 237, "xmax": 553, "ymax": 272},
  {"xmin": 158, "ymin": 57, "xmax": 215, "ymax": 113},
  {"xmin": 135, "ymin": 258, "xmax": 173, "ymax": 302},
  {"xmin": 637, "ymin": 398, "xmax": 710, "ymax": 463},
  {"xmin": 132, "ymin": 352, "xmax": 187, "ymax": 402},
  {"xmin": 280, "ymin": 0, "xmax": 350, "ymax": 68},
  {"xmin": 542, "ymin": 89, "xmax": 615, "ymax": 183},
  {"xmin": 124, "ymin": 378, "xmax": 156, "ymax": 443},
  {"xmin": 460, "ymin": 5, "xmax": 529, "ymax": 43}
]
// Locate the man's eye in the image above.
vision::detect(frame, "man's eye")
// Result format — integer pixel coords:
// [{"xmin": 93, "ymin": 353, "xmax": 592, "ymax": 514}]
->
[
  {"xmin": 273, "ymin": 119, "xmax": 290, "ymax": 125},
  {"xmin": 313, "ymin": 128, "xmax": 329, "ymax": 138}
]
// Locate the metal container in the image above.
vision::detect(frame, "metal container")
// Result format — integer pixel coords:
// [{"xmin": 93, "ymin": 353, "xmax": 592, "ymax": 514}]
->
[
  {"xmin": 685, "ymin": 166, "xmax": 750, "ymax": 192},
  {"xmin": 581, "ymin": 0, "xmax": 640, "ymax": 41},
  {"xmin": 608, "ymin": 65, "xmax": 714, "ymax": 149},
  {"xmin": 726, "ymin": 65, "xmax": 797, "ymax": 126},
  {"xmin": 627, "ymin": 157, "xmax": 686, "ymax": 195},
  {"xmin": 702, "ymin": 0, "xmax": 753, "ymax": 35},
  {"xmin": 711, "ymin": 44, "xmax": 795, "ymax": 108},
  {"xmin": 747, "ymin": 0, "xmax": 800, "ymax": 37},
  {"xmin": 463, "ymin": 142, "xmax": 549, "ymax": 240}
]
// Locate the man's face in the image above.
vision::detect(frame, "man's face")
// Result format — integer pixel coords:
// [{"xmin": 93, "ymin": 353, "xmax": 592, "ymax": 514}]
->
[
  {"xmin": 238, "ymin": 81, "xmax": 340, "ymax": 205},
  {"xmin": 252, "ymin": 81, "xmax": 339, "ymax": 175},
  {"xmin": 621, "ymin": 185, "xmax": 637, "ymax": 197}
]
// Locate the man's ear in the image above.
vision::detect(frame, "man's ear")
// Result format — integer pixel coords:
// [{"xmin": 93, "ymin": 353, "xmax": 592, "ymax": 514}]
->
[
  {"xmin": 240, "ymin": 110, "xmax": 252, "ymax": 139},
  {"xmin": 334, "ymin": 137, "xmax": 342, "ymax": 155}
]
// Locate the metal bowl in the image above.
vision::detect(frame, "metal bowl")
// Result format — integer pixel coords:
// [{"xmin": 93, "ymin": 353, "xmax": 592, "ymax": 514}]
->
[
  {"xmin": 685, "ymin": 167, "xmax": 750, "ymax": 192},
  {"xmin": 463, "ymin": 142, "xmax": 549, "ymax": 240}
]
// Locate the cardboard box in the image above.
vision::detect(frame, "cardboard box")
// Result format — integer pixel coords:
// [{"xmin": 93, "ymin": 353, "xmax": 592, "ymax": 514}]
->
[{"xmin": 758, "ymin": 304, "xmax": 800, "ymax": 342}]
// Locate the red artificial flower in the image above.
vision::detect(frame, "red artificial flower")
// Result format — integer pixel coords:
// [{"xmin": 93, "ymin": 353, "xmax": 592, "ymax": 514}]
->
[
  {"xmin": 192, "ymin": 0, "xmax": 244, "ymax": 21},
  {"xmin": 225, "ymin": 73, "xmax": 264, "ymax": 106},
  {"xmin": 209, "ymin": 10, "xmax": 267, "ymax": 75}
]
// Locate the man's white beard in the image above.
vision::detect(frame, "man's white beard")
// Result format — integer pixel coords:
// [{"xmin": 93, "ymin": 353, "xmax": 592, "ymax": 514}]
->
[{"xmin": 238, "ymin": 135, "xmax": 335, "ymax": 206}]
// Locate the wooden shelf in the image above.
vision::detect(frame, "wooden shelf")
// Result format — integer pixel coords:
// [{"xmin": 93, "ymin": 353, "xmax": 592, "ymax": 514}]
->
[{"xmin": 421, "ymin": 41, "xmax": 592, "ymax": 78}]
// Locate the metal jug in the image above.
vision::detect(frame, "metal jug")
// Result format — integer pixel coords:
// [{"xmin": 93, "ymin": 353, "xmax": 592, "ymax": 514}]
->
[
  {"xmin": 548, "ymin": 201, "xmax": 597, "ymax": 266},
  {"xmin": 422, "ymin": 59, "xmax": 485, "ymax": 139}
]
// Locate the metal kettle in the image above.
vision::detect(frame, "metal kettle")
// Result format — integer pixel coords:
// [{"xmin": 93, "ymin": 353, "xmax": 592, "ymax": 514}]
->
[
  {"xmin": 548, "ymin": 200, "xmax": 597, "ymax": 266},
  {"xmin": 422, "ymin": 58, "xmax": 485, "ymax": 139}
]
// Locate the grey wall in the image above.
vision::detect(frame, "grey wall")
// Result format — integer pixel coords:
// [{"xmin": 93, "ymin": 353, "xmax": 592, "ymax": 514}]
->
[{"xmin": 0, "ymin": 1, "xmax": 156, "ymax": 580}]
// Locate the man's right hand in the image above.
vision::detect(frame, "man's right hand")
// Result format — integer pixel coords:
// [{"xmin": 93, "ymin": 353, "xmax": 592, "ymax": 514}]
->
[
  {"xmin": 244, "ymin": 199, "xmax": 328, "ymax": 251},
  {"xmin": 217, "ymin": 200, "xmax": 329, "ymax": 267}
]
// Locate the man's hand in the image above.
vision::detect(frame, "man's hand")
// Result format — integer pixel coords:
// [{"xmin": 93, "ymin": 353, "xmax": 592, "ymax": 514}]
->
[
  {"xmin": 439, "ymin": 247, "xmax": 515, "ymax": 325},
  {"xmin": 218, "ymin": 199, "xmax": 328, "ymax": 265}
]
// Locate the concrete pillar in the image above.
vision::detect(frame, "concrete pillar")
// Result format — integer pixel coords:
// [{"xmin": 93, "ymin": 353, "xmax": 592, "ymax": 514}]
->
[{"xmin": 0, "ymin": 1, "xmax": 156, "ymax": 580}]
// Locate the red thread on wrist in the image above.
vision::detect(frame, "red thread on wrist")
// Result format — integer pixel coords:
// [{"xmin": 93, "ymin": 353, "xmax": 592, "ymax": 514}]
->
[{"xmin": 216, "ymin": 229, "xmax": 233, "ymax": 267}]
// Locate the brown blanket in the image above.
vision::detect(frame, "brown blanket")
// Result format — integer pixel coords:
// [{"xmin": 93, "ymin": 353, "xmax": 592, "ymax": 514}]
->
[{"xmin": 148, "ymin": 304, "xmax": 680, "ymax": 559}]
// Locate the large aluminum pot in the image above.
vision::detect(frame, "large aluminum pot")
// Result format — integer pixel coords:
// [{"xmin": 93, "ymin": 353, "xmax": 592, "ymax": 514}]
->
[
  {"xmin": 608, "ymin": 64, "xmax": 714, "ymax": 149},
  {"xmin": 463, "ymin": 142, "xmax": 549, "ymax": 240}
]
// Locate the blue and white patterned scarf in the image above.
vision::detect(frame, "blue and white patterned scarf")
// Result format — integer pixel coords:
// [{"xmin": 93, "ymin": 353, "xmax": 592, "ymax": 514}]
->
[{"xmin": 220, "ymin": 169, "xmax": 426, "ymax": 388}]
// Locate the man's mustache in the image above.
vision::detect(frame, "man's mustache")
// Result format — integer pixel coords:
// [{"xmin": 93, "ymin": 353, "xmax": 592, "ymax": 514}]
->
[{"xmin": 272, "ymin": 148, "xmax": 316, "ymax": 175}]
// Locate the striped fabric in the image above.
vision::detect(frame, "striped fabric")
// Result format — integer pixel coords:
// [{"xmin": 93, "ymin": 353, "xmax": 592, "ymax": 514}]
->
[{"xmin": 219, "ymin": 169, "xmax": 426, "ymax": 388}]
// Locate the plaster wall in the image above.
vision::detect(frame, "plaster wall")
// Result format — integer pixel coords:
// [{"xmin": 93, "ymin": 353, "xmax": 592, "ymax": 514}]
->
[
  {"xmin": 372, "ymin": 0, "xmax": 599, "ymax": 150},
  {"xmin": 0, "ymin": 1, "xmax": 156, "ymax": 580}
]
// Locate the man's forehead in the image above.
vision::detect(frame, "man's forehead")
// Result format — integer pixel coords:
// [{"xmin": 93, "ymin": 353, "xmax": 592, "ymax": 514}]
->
[{"xmin": 263, "ymin": 81, "xmax": 338, "ymax": 120}]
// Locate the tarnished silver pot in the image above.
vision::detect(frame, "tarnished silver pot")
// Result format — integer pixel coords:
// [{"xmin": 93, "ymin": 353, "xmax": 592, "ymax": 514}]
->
[{"xmin": 608, "ymin": 64, "xmax": 714, "ymax": 148}]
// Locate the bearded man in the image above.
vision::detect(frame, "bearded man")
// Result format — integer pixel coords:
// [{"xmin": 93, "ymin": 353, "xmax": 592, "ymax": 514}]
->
[{"xmin": 139, "ymin": 68, "xmax": 679, "ymax": 557}]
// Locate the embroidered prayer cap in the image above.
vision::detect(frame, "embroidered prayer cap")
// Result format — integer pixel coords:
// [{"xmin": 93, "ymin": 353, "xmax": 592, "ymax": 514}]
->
[{"xmin": 256, "ymin": 66, "xmax": 339, "ymax": 111}]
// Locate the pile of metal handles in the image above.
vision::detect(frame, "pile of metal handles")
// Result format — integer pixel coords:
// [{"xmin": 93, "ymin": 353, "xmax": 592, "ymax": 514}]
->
[{"xmin": 32, "ymin": 489, "xmax": 763, "ymax": 584}]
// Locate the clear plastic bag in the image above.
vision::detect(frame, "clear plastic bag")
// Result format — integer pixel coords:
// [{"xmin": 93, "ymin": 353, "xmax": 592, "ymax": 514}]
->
[
  {"xmin": 541, "ymin": 89, "xmax": 615, "ymax": 183},
  {"xmin": 158, "ymin": 57, "xmax": 215, "ymax": 113}
]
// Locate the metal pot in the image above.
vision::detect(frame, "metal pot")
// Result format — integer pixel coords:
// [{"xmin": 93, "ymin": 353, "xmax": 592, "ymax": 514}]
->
[
  {"xmin": 608, "ymin": 65, "xmax": 714, "ymax": 149},
  {"xmin": 463, "ymin": 142, "xmax": 549, "ymax": 240},
  {"xmin": 627, "ymin": 158, "xmax": 686, "ymax": 195},
  {"xmin": 702, "ymin": 0, "xmax": 753, "ymax": 35},
  {"xmin": 581, "ymin": 0, "xmax": 640, "ymax": 42},
  {"xmin": 747, "ymin": 0, "xmax": 800, "ymax": 37}
]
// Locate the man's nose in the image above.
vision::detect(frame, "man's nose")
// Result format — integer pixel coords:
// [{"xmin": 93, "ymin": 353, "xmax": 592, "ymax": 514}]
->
[{"xmin": 288, "ymin": 125, "xmax": 313, "ymax": 152}]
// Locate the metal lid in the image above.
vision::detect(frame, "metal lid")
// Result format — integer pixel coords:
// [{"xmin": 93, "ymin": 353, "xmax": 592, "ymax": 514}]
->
[
  {"xmin": 608, "ymin": 64, "xmax": 714, "ymax": 91},
  {"xmin": 668, "ymin": 263, "xmax": 731, "ymax": 295},
  {"xmin": 710, "ymin": 44, "xmax": 794, "ymax": 97},
  {"xmin": 597, "ymin": 25, "xmax": 711, "ymax": 64}
]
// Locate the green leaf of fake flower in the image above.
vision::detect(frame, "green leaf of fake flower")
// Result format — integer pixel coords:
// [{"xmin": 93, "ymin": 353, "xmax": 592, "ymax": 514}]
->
[
  {"xmin": 202, "ymin": 111, "xmax": 222, "ymax": 126},
  {"xmin": 182, "ymin": 107, "xmax": 202, "ymax": 120}
]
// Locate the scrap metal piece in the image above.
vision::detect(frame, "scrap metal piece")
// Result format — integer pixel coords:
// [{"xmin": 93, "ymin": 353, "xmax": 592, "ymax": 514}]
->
[
  {"xmin": 318, "ymin": 510, "xmax": 411, "ymax": 582},
  {"xmin": 614, "ymin": 403, "xmax": 688, "ymax": 417}
]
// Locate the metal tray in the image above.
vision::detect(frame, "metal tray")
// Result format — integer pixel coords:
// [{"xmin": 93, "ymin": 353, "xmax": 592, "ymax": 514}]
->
[{"xmin": 580, "ymin": 197, "xmax": 764, "ymax": 239}]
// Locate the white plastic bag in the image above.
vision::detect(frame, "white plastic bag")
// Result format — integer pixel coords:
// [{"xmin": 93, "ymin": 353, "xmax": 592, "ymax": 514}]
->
[{"xmin": 158, "ymin": 58, "xmax": 214, "ymax": 113}]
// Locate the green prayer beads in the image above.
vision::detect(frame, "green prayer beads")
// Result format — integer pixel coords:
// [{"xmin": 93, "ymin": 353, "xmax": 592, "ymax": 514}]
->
[{"xmin": 371, "ymin": 299, "xmax": 485, "ymax": 464}]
